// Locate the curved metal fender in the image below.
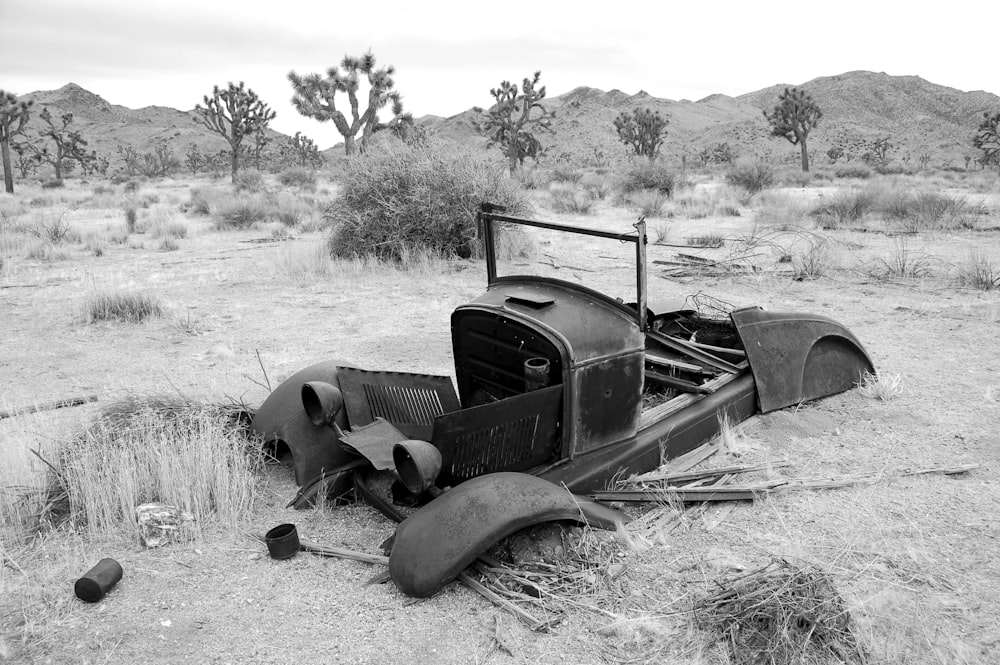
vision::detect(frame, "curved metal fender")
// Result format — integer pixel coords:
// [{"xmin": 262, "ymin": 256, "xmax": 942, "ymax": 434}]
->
[
  {"xmin": 731, "ymin": 307, "xmax": 874, "ymax": 413},
  {"xmin": 388, "ymin": 472, "xmax": 630, "ymax": 598},
  {"xmin": 250, "ymin": 360, "xmax": 358, "ymax": 486}
]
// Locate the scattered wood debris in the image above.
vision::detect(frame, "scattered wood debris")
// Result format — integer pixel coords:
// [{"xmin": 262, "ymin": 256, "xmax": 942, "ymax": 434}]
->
[{"xmin": 695, "ymin": 558, "xmax": 869, "ymax": 665}]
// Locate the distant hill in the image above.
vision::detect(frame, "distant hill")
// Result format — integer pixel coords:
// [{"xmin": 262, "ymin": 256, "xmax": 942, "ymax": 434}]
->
[{"xmin": 14, "ymin": 72, "xmax": 1000, "ymax": 175}]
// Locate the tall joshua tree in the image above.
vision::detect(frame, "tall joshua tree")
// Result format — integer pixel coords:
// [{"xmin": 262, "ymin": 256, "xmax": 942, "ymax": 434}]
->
[
  {"xmin": 193, "ymin": 82, "xmax": 276, "ymax": 182},
  {"xmin": 614, "ymin": 107, "xmax": 669, "ymax": 161},
  {"xmin": 24, "ymin": 107, "xmax": 96, "ymax": 180},
  {"xmin": 764, "ymin": 87, "xmax": 822, "ymax": 172},
  {"xmin": 973, "ymin": 111, "xmax": 1000, "ymax": 168},
  {"xmin": 0, "ymin": 90, "xmax": 32, "ymax": 193},
  {"xmin": 288, "ymin": 52, "xmax": 410, "ymax": 156},
  {"xmin": 474, "ymin": 71, "xmax": 553, "ymax": 174}
]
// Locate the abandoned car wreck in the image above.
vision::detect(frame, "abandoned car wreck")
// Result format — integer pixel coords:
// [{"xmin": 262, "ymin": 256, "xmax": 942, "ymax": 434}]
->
[{"xmin": 251, "ymin": 203, "xmax": 874, "ymax": 597}]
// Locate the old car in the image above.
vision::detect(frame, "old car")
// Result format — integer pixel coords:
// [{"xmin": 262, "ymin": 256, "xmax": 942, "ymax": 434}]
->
[{"xmin": 251, "ymin": 203, "xmax": 874, "ymax": 596}]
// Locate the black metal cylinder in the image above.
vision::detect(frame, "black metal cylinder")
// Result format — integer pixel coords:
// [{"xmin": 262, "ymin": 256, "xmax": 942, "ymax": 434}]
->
[
  {"xmin": 524, "ymin": 357, "xmax": 551, "ymax": 391},
  {"xmin": 265, "ymin": 523, "xmax": 300, "ymax": 559},
  {"xmin": 74, "ymin": 558, "xmax": 123, "ymax": 602}
]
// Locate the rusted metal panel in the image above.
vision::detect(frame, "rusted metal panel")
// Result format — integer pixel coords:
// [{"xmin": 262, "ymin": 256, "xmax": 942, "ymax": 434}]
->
[
  {"xmin": 337, "ymin": 368, "xmax": 460, "ymax": 440},
  {"xmin": 731, "ymin": 307, "xmax": 874, "ymax": 413},
  {"xmin": 432, "ymin": 385, "xmax": 563, "ymax": 485}
]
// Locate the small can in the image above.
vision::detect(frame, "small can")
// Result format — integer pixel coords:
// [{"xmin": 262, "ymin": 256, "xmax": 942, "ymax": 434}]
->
[{"xmin": 75, "ymin": 558, "xmax": 123, "ymax": 602}]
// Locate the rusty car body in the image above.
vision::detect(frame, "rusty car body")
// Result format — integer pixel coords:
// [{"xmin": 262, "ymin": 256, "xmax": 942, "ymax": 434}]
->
[{"xmin": 251, "ymin": 203, "xmax": 874, "ymax": 596}]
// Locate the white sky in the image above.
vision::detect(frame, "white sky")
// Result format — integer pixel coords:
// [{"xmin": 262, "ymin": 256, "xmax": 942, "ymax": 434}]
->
[{"xmin": 1, "ymin": 0, "xmax": 995, "ymax": 149}]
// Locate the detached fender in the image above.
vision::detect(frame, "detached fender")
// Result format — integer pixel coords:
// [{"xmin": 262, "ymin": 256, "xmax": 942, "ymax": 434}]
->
[
  {"xmin": 250, "ymin": 360, "xmax": 358, "ymax": 486},
  {"xmin": 732, "ymin": 307, "xmax": 874, "ymax": 413},
  {"xmin": 388, "ymin": 472, "xmax": 629, "ymax": 598}
]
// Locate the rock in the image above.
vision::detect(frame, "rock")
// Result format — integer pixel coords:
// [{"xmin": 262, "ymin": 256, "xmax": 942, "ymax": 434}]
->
[{"xmin": 136, "ymin": 503, "xmax": 196, "ymax": 548}]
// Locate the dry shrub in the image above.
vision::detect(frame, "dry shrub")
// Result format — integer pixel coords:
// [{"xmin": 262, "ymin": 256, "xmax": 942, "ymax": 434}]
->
[
  {"xmin": 84, "ymin": 287, "xmax": 162, "ymax": 323},
  {"xmin": 695, "ymin": 559, "xmax": 868, "ymax": 665},
  {"xmin": 621, "ymin": 189, "xmax": 670, "ymax": 218},
  {"xmin": 956, "ymin": 249, "xmax": 1000, "ymax": 290},
  {"xmin": 213, "ymin": 195, "xmax": 271, "ymax": 229},
  {"xmin": 233, "ymin": 169, "xmax": 265, "ymax": 193},
  {"xmin": 864, "ymin": 239, "xmax": 934, "ymax": 280},
  {"xmin": 857, "ymin": 370, "xmax": 903, "ymax": 401},
  {"xmin": 278, "ymin": 166, "xmax": 318, "ymax": 191},
  {"xmin": 325, "ymin": 142, "xmax": 529, "ymax": 260},
  {"xmin": 793, "ymin": 236, "xmax": 834, "ymax": 280},
  {"xmin": 548, "ymin": 183, "xmax": 596, "ymax": 214},
  {"xmin": 619, "ymin": 161, "xmax": 678, "ymax": 197},
  {"xmin": 725, "ymin": 159, "xmax": 774, "ymax": 193},
  {"xmin": 48, "ymin": 396, "xmax": 261, "ymax": 537},
  {"xmin": 810, "ymin": 189, "xmax": 875, "ymax": 229}
]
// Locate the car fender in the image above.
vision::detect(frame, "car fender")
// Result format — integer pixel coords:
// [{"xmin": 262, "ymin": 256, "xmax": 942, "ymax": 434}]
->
[
  {"xmin": 388, "ymin": 472, "xmax": 629, "ymax": 597},
  {"xmin": 250, "ymin": 360, "xmax": 358, "ymax": 487},
  {"xmin": 732, "ymin": 307, "xmax": 874, "ymax": 413}
]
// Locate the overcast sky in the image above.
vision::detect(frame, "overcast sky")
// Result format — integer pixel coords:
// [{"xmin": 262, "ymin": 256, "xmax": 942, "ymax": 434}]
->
[{"xmin": 2, "ymin": 0, "xmax": 995, "ymax": 149}]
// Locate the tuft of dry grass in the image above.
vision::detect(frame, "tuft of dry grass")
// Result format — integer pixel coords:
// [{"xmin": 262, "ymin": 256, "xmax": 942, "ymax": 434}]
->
[
  {"xmin": 84, "ymin": 287, "xmax": 163, "ymax": 323},
  {"xmin": 955, "ymin": 249, "xmax": 999, "ymax": 290},
  {"xmin": 48, "ymin": 396, "xmax": 261, "ymax": 537},
  {"xmin": 548, "ymin": 183, "xmax": 596, "ymax": 214},
  {"xmin": 687, "ymin": 234, "xmax": 725, "ymax": 249},
  {"xmin": 857, "ymin": 370, "xmax": 903, "ymax": 401},
  {"xmin": 694, "ymin": 558, "xmax": 868, "ymax": 665}
]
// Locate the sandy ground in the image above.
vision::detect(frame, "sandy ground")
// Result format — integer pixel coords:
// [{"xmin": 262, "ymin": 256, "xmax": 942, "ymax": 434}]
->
[{"xmin": 2, "ymin": 178, "xmax": 1000, "ymax": 664}]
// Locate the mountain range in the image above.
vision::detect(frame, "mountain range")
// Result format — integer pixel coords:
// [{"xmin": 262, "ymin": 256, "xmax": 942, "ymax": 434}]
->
[{"xmin": 13, "ymin": 71, "xmax": 1000, "ymax": 171}]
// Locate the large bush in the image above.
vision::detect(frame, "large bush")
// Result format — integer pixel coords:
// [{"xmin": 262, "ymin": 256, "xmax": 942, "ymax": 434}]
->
[
  {"xmin": 325, "ymin": 143, "xmax": 529, "ymax": 259},
  {"xmin": 725, "ymin": 159, "xmax": 774, "ymax": 193},
  {"xmin": 618, "ymin": 161, "xmax": 678, "ymax": 196}
]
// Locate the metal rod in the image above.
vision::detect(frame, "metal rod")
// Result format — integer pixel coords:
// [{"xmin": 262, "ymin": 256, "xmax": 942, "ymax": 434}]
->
[
  {"xmin": 483, "ymin": 212, "xmax": 640, "ymax": 242},
  {"xmin": 635, "ymin": 217, "xmax": 648, "ymax": 332}
]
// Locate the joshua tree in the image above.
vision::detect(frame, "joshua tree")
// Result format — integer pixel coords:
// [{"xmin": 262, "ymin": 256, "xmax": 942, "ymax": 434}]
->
[
  {"xmin": 285, "ymin": 132, "xmax": 323, "ymax": 168},
  {"xmin": 614, "ymin": 107, "xmax": 669, "ymax": 161},
  {"xmin": 973, "ymin": 111, "xmax": 1000, "ymax": 168},
  {"xmin": 0, "ymin": 90, "xmax": 32, "ymax": 193},
  {"xmin": 193, "ymin": 82, "xmax": 275, "ymax": 182},
  {"xmin": 474, "ymin": 71, "xmax": 553, "ymax": 174},
  {"xmin": 288, "ymin": 52, "xmax": 410, "ymax": 156},
  {"xmin": 22, "ymin": 107, "xmax": 96, "ymax": 180},
  {"xmin": 764, "ymin": 87, "xmax": 822, "ymax": 172}
]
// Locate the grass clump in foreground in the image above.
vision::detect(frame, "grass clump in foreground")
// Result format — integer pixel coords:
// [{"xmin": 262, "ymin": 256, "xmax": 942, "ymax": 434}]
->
[
  {"xmin": 46, "ymin": 396, "xmax": 262, "ymax": 537},
  {"xmin": 857, "ymin": 370, "xmax": 903, "ymax": 401},
  {"xmin": 84, "ymin": 288, "xmax": 163, "ymax": 323},
  {"xmin": 695, "ymin": 558, "xmax": 868, "ymax": 665},
  {"xmin": 325, "ymin": 142, "xmax": 529, "ymax": 260}
]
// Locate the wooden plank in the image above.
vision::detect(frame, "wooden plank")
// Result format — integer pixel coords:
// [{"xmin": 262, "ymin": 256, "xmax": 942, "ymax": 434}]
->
[
  {"xmin": 647, "ymin": 330, "xmax": 742, "ymax": 374},
  {"xmin": 637, "ymin": 372, "xmax": 737, "ymax": 429},
  {"xmin": 0, "ymin": 394, "xmax": 98, "ymax": 420},
  {"xmin": 631, "ymin": 458, "xmax": 791, "ymax": 484},
  {"xmin": 644, "ymin": 368, "xmax": 714, "ymax": 395}
]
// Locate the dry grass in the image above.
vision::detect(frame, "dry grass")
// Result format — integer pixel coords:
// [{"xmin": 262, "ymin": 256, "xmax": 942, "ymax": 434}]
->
[
  {"xmin": 955, "ymin": 249, "xmax": 1000, "ymax": 290},
  {"xmin": 857, "ymin": 370, "xmax": 903, "ymax": 401},
  {"xmin": 83, "ymin": 286, "xmax": 163, "ymax": 323},
  {"xmin": 548, "ymin": 183, "xmax": 596, "ymax": 214},
  {"xmin": 694, "ymin": 558, "xmax": 868, "ymax": 665},
  {"xmin": 50, "ymin": 396, "xmax": 262, "ymax": 537}
]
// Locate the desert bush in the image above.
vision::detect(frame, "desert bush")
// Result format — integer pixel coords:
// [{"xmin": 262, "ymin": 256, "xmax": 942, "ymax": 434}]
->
[
  {"xmin": 551, "ymin": 164, "xmax": 584, "ymax": 184},
  {"xmin": 55, "ymin": 397, "xmax": 263, "ymax": 536},
  {"xmin": 30, "ymin": 212, "xmax": 77, "ymax": 244},
  {"xmin": 278, "ymin": 167, "xmax": 318, "ymax": 191},
  {"xmin": 213, "ymin": 196, "xmax": 271, "ymax": 229},
  {"xmin": 777, "ymin": 168, "xmax": 813, "ymax": 188},
  {"xmin": 879, "ymin": 190, "xmax": 977, "ymax": 232},
  {"xmin": 619, "ymin": 161, "xmax": 678, "ymax": 196},
  {"xmin": 40, "ymin": 179, "xmax": 64, "ymax": 190},
  {"xmin": 272, "ymin": 194, "xmax": 314, "ymax": 227},
  {"xmin": 548, "ymin": 184, "xmax": 595, "ymax": 214},
  {"xmin": 810, "ymin": 189, "xmax": 875, "ymax": 228},
  {"xmin": 325, "ymin": 143, "xmax": 529, "ymax": 260},
  {"xmin": 834, "ymin": 165, "xmax": 872, "ymax": 179},
  {"xmin": 124, "ymin": 207, "xmax": 137, "ymax": 234},
  {"xmin": 84, "ymin": 287, "xmax": 163, "ymax": 323},
  {"xmin": 756, "ymin": 192, "xmax": 812, "ymax": 228},
  {"xmin": 515, "ymin": 166, "xmax": 552, "ymax": 190},
  {"xmin": 159, "ymin": 238, "xmax": 179, "ymax": 251},
  {"xmin": 621, "ymin": 189, "xmax": 669, "ymax": 217},
  {"xmin": 275, "ymin": 241, "xmax": 333, "ymax": 281},
  {"xmin": 233, "ymin": 169, "xmax": 266, "ymax": 193},
  {"xmin": 955, "ymin": 250, "xmax": 999, "ymax": 290},
  {"xmin": 793, "ymin": 236, "xmax": 833, "ymax": 279},
  {"xmin": 725, "ymin": 159, "xmax": 774, "ymax": 193},
  {"xmin": 864, "ymin": 239, "xmax": 934, "ymax": 280},
  {"xmin": 124, "ymin": 179, "xmax": 141, "ymax": 193},
  {"xmin": 579, "ymin": 172, "xmax": 614, "ymax": 199},
  {"xmin": 24, "ymin": 240, "xmax": 71, "ymax": 261},
  {"xmin": 147, "ymin": 208, "xmax": 188, "ymax": 239},
  {"xmin": 188, "ymin": 187, "xmax": 230, "ymax": 216}
]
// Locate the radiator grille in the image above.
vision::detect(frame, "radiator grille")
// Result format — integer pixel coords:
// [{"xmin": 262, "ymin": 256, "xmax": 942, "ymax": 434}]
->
[{"xmin": 338, "ymin": 368, "xmax": 460, "ymax": 440}]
